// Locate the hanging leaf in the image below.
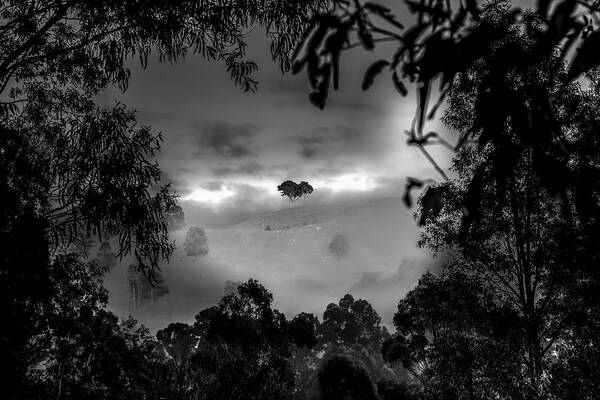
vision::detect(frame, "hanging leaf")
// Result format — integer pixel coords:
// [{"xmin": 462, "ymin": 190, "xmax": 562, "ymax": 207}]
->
[
  {"xmin": 309, "ymin": 63, "xmax": 332, "ymax": 109},
  {"xmin": 403, "ymin": 177, "xmax": 424, "ymax": 208},
  {"xmin": 358, "ymin": 21, "xmax": 375, "ymax": 50},
  {"xmin": 324, "ymin": 28, "xmax": 348, "ymax": 90},
  {"xmin": 292, "ymin": 59, "xmax": 306, "ymax": 75},
  {"xmin": 392, "ymin": 71, "xmax": 408, "ymax": 96},
  {"xmin": 362, "ymin": 59, "xmax": 390, "ymax": 90}
]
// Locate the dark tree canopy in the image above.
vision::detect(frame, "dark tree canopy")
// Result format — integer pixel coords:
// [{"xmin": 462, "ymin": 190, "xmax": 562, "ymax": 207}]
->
[
  {"xmin": 318, "ymin": 354, "xmax": 379, "ymax": 400},
  {"xmin": 383, "ymin": 269, "xmax": 524, "ymax": 399},
  {"xmin": 292, "ymin": 294, "xmax": 400, "ymax": 400},
  {"xmin": 0, "ymin": 0, "xmax": 328, "ymax": 101},
  {"xmin": 375, "ymin": 18, "xmax": 600, "ymax": 395},
  {"xmin": 278, "ymin": 180, "xmax": 314, "ymax": 204}
]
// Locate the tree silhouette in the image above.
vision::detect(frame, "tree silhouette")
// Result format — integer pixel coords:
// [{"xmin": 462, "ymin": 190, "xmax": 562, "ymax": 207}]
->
[
  {"xmin": 278, "ymin": 180, "xmax": 300, "ymax": 204},
  {"xmin": 0, "ymin": 0, "xmax": 328, "ymax": 105},
  {"xmin": 387, "ymin": 33, "xmax": 600, "ymax": 395},
  {"xmin": 13, "ymin": 255, "xmax": 166, "ymax": 400},
  {"xmin": 157, "ymin": 322, "xmax": 201, "ymax": 363},
  {"xmin": 278, "ymin": 180, "xmax": 315, "ymax": 205},
  {"xmin": 383, "ymin": 269, "xmax": 524, "ymax": 399},
  {"xmin": 293, "ymin": 295, "xmax": 400, "ymax": 400},
  {"xmin": 187, "ymin": 279, "xmax": 318, "ymax": 400}
]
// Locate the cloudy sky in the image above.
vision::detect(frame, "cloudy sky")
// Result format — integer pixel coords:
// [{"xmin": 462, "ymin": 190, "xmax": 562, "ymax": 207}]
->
[
  {"xmin": 99, "ymin": 25, "xmax": 452, "ymax": 228},
  {"xmin": 98, "ymin": 10, "xmax": 458, "ymax": 330}
]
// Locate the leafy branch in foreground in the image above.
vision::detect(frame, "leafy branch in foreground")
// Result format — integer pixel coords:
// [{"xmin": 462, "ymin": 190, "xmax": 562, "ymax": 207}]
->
[{"xmin": 292, "ymin": 0, "xmax": 600, "ymax": 232}]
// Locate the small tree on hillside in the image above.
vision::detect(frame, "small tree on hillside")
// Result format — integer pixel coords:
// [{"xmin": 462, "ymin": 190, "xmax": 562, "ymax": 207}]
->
[
  {"xmin": 183, "ymin": 226, "xmax": 209, "ymax": 257},
  {"xmin": 277, "ymin": 180, "xmax": 314, "ymax": 205},
  {"xmin": 278, "ymin": 180, "xmax": 300, "ymax": 204},
  {"xmin": 329, "ymin": 234, "xmax": 349, "ymax": 258}
]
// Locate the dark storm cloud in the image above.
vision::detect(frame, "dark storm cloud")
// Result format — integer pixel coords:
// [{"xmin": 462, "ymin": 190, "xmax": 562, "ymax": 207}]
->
[
  {"xmin": 194, "ymin": 121, "xmax": 258, "ymax": 159},
  {"xmin": 211, "ymin": 161, "xmax": 266, "ymax": 177},
  {"xmin": 200, "ymin": 181, "xmax": 226, "ymax": 191},
  {"xmin": 266, "ymin": 75, "xmax": 385, "ymax": 115},
  {"xmin": 293, "ymin": 125, "xmax": 368, "ymax": 159}
]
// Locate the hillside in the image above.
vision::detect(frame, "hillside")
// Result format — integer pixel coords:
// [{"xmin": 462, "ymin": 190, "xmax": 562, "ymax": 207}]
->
[{"xmin": 104, "ymin": 197, "xmax": 436, "ymax": 333}]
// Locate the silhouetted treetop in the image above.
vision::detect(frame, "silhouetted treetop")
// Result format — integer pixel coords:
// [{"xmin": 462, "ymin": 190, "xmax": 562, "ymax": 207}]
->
[
  {"xmin": 0, "ymin": 0, "xmax": 330, "ymax": 106},
  {"xmin": 278, "ymin": 180, "xmax": 314, "ymax": 204},
  {"xmin": 319, "ymin": 294, "xmax": 388, "ymax": 349}
]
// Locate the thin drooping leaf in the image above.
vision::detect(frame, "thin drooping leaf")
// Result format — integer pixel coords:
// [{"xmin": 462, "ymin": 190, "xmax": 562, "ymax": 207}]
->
[
  {"xmin": 392, "ymin": 71, "xmax": 408, "ymax": 96},
  {"xmin": 362, "ymin": 59, "xmax": 389, "ymax": 90},
  {"xmin": 403, "ymin": 177, "xmax": 424, "ymax": 208}
]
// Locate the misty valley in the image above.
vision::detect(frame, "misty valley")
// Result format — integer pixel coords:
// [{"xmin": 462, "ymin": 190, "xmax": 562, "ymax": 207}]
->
[{"xmin": 2, "ymin": 0, "xmax": 600, "ymax": 400}]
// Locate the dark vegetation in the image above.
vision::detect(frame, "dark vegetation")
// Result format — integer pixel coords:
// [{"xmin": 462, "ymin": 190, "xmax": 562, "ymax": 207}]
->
[
  {"xmin": 329, "ymin": 233, "xmax": 350, "ymax": 257},
  {"xmin": 277, "ymin": 180, "xmax": 315, "ymax": 205},
  {"xmin": 2, "ymin": 0, "xmax": 600, "ymax": 399}
]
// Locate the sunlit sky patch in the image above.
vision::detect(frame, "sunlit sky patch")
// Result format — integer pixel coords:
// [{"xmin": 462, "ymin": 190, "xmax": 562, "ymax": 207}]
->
[{"xmin": 182, "ymin": 186, "xmax": 236, "ymax": 204}]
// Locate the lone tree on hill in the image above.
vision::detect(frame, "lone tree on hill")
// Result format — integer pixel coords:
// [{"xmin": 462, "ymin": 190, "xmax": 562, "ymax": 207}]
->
[
  {"xmin": 277, "ymin": 180, "xmax": 314, "ymax": 205},
  {"xmin": 329, "ymin": 234, "xmax": 349, "ymax": 258}
]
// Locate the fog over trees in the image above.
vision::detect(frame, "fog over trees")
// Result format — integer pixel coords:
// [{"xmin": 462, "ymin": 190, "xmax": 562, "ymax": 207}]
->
[{"xmin": 3, "ymin": 0, "xmax": 600, "ymax": 399}]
